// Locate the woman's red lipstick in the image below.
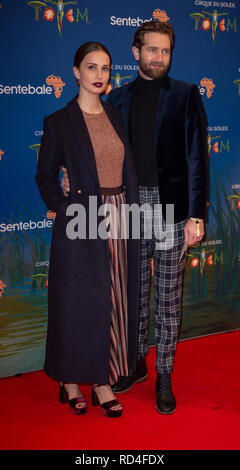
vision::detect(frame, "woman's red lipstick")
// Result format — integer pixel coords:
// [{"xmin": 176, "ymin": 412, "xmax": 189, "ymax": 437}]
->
[{"xmin": 92, "ymin": 82, "xmax": 103, "ymax": 88}]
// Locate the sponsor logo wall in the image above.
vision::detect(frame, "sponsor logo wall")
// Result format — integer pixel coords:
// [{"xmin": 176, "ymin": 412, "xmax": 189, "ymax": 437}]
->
[{"xmin": 0, "ymin": 0, "xmax": 239, "ymax": 377}]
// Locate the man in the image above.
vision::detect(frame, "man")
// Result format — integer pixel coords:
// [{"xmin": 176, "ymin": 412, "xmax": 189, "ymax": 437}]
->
[{"xmin": 62, "ymin": 20, "xmax": 208, "ymax": 414}]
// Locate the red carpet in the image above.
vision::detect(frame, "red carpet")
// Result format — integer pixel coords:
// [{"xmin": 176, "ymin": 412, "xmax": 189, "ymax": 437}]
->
[{"xmin": 1, "ymin": 331, "xmax": 240, "ymax": 450}]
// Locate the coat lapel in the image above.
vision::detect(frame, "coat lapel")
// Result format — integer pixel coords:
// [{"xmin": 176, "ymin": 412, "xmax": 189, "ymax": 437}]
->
[
  {"xmin": 66, "ymin": 95, "xmax": 132, "ymax": 188},
  {"xmin": 114, "ymin": 81, "xmax": 135, "ymax": 135},
  {"xmin": 66, "ymin": 96, "xmax": 100, "ymax": 185}
]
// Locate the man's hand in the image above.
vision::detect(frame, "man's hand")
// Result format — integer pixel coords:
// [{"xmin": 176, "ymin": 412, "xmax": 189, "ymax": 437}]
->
[
  {"xmin": 61, "ymin": 166, "xmax": 70, "ymax": 196},
  {"xmin": 184, "ymin": 219, "xmax": 204, "ymax": 246}
]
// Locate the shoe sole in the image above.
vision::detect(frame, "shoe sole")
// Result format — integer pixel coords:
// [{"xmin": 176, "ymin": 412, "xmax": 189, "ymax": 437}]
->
[
  {"xmin": 102, "ymin": 410, "xmax": 122, "ymax": 418},
  {"xmin": 114, "ymin": 374, "xmax": 148, "ymax": 394},
  {"xmin": 71, "ymin": 407, "xmax": 87, "ymax": 415},
  {"xmin": 155, "ymin": 404, "xmax": 176, "ymax": 415}
]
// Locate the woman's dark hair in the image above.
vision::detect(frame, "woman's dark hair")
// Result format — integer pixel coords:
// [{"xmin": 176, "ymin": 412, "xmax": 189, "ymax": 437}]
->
[
  {"xmin": 74, "ymin": 42, "xmax": 112, "ymax": 69},
  {"xmin": 132, "ymin": 20, "xmax": 175, "ymax": 51}
]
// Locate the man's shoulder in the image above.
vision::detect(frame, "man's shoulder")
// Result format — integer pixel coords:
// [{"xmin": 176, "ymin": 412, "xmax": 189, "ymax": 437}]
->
[
  {"xmin": 102, "ymin": 100, "xmax": 122, "ymax": 118},
  {"xmin": 108, "ymin": 81, "xmax": 135, "ymax": 103},
  {"xmin": 168, "ymin": 77, "xmax": 197, "ymax": 93}
]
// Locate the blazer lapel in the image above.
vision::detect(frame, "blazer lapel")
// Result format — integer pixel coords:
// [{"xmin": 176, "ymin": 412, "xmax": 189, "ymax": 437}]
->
[
  {"xmin": 115, "ymin": 81, "xmax": 135, "ymax": 136},
  {"xmin": 66, "ymin": 95, "xmax": 132, "ymax": 188},
  {"xmin": 66, "ymin": 96, "xmax": 100, "ymax": 185}
]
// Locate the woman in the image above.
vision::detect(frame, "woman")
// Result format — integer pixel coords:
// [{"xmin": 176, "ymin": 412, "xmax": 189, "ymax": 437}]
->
[{"xmin": 35, "ymin": 42, "xmax": 140, "ymax": 417}]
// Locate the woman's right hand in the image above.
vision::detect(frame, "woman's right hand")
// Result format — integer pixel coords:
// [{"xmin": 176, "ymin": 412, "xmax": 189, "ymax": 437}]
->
[{"xmin": 61, "ymin": 167, "xmax": 70, "ymax": 196}]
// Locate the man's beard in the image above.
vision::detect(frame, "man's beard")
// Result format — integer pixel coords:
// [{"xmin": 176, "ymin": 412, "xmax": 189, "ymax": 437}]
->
[{"xmin": 139, "ymin": 58, "xmax": 170, "ymax": 80}]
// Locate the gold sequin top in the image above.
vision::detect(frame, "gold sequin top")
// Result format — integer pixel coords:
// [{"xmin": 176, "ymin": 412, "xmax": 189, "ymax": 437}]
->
[{"xmin": 83, "ymin": 110, "xmax": 124, "ymax": 188}]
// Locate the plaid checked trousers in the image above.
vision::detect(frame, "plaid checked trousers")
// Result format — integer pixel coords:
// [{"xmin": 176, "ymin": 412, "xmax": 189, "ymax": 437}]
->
[{"xmin": 138, "ymin": 186, "xmax": 187, "ymax": 374}]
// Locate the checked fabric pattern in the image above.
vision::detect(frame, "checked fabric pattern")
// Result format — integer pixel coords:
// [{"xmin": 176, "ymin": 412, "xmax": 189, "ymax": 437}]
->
[{"xmin": 138, "ymin": 186, "xmax": 187, "ymax": 374}]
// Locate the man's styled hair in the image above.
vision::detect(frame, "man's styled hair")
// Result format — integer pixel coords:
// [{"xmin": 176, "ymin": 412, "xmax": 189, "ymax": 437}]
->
[{"xmin": 132, "ymin": 20, "xmax": 175, "ymax": 51}]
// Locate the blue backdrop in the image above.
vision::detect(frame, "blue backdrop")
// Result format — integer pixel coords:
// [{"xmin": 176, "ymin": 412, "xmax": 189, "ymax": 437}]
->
[{"xmin": 0, "ymin": 0, "xmax": 240, "ymax": 378}]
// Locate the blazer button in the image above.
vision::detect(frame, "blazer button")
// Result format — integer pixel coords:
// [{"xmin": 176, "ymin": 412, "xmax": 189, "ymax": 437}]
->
[{"xmin": 77, "ymin": 189, "xmax": 82, "ymax": 194}]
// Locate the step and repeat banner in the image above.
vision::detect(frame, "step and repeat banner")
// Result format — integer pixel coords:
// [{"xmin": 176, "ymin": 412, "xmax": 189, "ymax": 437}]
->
[{"xmin": 0, "ymin": 0, "xmax": 239, "ymax": 378}]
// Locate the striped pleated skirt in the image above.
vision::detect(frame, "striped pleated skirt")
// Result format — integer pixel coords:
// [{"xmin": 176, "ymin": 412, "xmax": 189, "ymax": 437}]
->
[{"xmin": 101, "ymin": 185, "xmax": 128, "ymax": 385}]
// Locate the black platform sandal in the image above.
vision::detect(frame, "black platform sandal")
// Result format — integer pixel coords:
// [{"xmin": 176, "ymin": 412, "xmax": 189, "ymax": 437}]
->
[
  {"xmin": 92, "ymin": 384, "xmax": 122, "ymax": 418},
  {"xmin": 59, "ymin": 383, "xmax": 87, "ymax": 415}
]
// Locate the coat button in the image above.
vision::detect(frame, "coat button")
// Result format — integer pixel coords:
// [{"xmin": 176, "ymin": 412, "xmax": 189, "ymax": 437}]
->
[{"xmin": 77, "ymin": 189, "xmax": 82, "ymax": 194}]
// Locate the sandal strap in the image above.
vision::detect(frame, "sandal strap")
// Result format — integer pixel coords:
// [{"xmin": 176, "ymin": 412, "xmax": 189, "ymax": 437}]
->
[
  {"xmin": 100, "ymin": 399, "xmax": 121, "ymax": 411},
  {"xmin": 69, "ymin": 396, "xmax": 87, "ymax": 409}
]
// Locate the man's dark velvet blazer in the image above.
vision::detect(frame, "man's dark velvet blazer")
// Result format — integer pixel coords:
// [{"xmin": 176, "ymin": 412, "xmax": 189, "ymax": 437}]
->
[{"xmin": 108, "ymin": 76, "xmax": 209, "ymax": 222}]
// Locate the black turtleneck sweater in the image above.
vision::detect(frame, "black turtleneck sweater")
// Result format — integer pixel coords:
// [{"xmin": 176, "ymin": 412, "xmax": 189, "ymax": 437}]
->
[{"xmin": 130, "ymin": 75, "xmax": 165, "ymax": 186}]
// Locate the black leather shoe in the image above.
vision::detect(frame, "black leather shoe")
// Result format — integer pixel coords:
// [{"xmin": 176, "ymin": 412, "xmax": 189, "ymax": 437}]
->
[
  {"xmin": 111, "ymin": 357, "xmax": 148, "ymax": 394},
  {"xmin": 155, "ymin": 373, "xmax": 176, "ymax": 414}
]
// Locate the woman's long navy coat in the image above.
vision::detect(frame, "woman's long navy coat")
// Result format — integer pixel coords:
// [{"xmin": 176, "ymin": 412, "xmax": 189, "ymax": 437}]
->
[{"xmin": 36, "ymin": 97, "xmax": 140, "ymax": 383}]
